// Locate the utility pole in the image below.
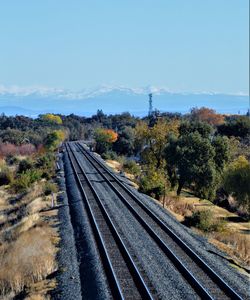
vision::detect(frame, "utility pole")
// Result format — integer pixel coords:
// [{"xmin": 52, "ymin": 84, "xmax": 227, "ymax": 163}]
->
[{"xmin": 148, "ymin": 93, "xmax": 153, "ymax": 116}]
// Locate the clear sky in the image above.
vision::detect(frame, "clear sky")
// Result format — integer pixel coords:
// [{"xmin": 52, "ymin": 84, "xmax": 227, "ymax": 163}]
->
[{"xmin": 0, "ymin": 0, "xmax": 249, "ymax": 94}]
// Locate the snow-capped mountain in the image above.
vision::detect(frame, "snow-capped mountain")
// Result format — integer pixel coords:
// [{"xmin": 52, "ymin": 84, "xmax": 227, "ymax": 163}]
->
[{"xmin": 0, "ymin": 85, "xmax": 248, "ymax": 117}]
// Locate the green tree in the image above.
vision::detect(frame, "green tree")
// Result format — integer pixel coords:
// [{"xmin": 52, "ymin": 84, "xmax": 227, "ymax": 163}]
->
[
  {"xmin": 179, "ymin": 121, "xmax": 213, "ymax": 139},
  {"xmin": 113, "ymin": 127, "xmax": 135, "ymax": 156},
  {"xmin": 212, "ymin": 136, "xmax": 230, "ymax": 171},
  {"xmin": 94, "ymin": 128, "xmax": 118, "ymax": 154},
  {"xmin": 45, "ymin": 130, "xmax": 66, "ymax": 151},
  {"xmin": 217, "ymin": 116, "xmax": 250, "ymax": 138},
  {"xmin": 223, "ymin": 156, "xmax": 250, "ymax": 213},
  {"xmin": 165, "ymin": 132, "xmax": 217, "ymax": 199},
  {"xmin": 139, "ymin": 167, "xmax": 167, "ymax": 200},
  {"xmin": 136, "ymin": 119, "xmax": 179, "ymax": 168}
]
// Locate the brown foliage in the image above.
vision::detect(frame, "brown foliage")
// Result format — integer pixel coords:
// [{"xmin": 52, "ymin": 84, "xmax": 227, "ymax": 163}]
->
[
  {"xmin": 0, "ymin": 143, "xmax": 36, "ymax": 157},
  {"xmin": 190, "ymin": 107, "xmax": 224, "ymax": 126}
]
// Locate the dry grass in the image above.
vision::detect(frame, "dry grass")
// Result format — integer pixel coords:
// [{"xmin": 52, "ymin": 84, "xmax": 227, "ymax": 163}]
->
[
  {"xmin": 27, "ymin": 197, "xmax": 48, "ymax": 215},
  {"xmin": 211, "ymin": 231, "xmax": 250, "ymax": 266},
  {"xmin": 0, "ymin": 181, "xmax": 59, "ymax": 299},
  {"xmin": 0, "ymin": 225, "xmax": 57, "ymax": 296},
  {"xmin": 1, "ymin": 213, "xmax": 40, "ymax": 243},
  {"xmin": 161, "ymin": 191, "xmax": 250, "ymax": 268},
  {"xmin": 162, "ymin": 195, "xmax": 194, "ymax": 219}
]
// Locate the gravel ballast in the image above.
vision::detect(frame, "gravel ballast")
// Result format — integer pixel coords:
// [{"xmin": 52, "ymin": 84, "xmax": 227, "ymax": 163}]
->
[
  {"xmin": 56, "ymin": 142, "xmax": 249, "ymax": 299},
  {"xmin": 53, "ymin": 151, "xmax": 111, "ymax": 300},
  {"xmin": 77, "ymin": 143, "xmax": 249, "ymax": 299}
]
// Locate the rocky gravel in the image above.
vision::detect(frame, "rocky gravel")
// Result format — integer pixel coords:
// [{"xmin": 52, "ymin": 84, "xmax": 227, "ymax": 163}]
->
[
  {"xmin": 78, "ymin": 143, "xmax": 249, "ymax": 299},
  {"xmin": 53, "ymin": 151, "xmax": 111, "ymax": 300},
  {"xmin": 55, "ymin": 143, "xmax": 249, "ymax": 299}
]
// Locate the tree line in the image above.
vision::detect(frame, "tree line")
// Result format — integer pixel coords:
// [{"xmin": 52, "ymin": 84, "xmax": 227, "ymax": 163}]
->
[{"xmin": 0, "ymin": 108, "xmax": 249, "ymax": 214}]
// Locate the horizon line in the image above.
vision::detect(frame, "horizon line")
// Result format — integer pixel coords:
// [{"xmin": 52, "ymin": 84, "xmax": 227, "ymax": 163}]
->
[{"xmin": 0, "ymin": 84, "xmax": 249, "ymax": 98}]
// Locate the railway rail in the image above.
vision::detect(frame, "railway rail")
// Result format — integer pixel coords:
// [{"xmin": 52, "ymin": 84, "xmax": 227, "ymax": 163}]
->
[
  {"xmin": 72, "ymin": 141, "xmax": 243, "ymax": 300},
  {"xmin": 66, "ymin": 143, "xmax": 153, "ymax": 300}
]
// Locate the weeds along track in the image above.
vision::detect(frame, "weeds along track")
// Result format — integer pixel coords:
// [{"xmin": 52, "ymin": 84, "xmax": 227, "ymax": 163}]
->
[
  {"xmin": 66, "ymin": 143, "xmax": 153, "ymax": 300},
  {"xmin": 74, "ymin": 141, "xmax": 243, "ymax": 300}
]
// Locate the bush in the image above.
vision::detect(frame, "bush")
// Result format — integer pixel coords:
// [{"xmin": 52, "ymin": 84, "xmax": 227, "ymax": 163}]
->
[
  {"xmin": 0, "ymin": 142, "xmax": 36, "ymax": 156},
  {"xmin": 12, "ymin": 173, "xmax": 31, "ymax": 192},
  {"xmin": 43, "ymin": 182, "xmax": 58, "ymax": 196},
  {"xmin": 139, "ymin": 168, "xmax": 166, "ymax": 200},
  {"xmin": 17, "ymin": 159, "xmax": 33, "ymax": 174},
  {"xmin": 223, "ymin": 156, "xmax": 250, "ymax": 214},
  {"xmin": 101, "ymin": 151, "xmax": 118, "ymax": 160},
  {"xmin": 5, "ymin": 155, "xmax": 19, "ymax": 166},
  {"xmin": 12, "ymin": 170, "xmax": 42, "ymax": 192},
  {"xmin": 184, "ymin": 210, "xmax": 225, "ymax": 232},
  {"xmin": 35, "ymin": 153, "xmax": 55, "ymax": 179},
  {"xmin": 35, "ymin": 153, "xmax": 55, "ymax": 170},
  {"xmin": 123, "ymin": 160, "xmax": 141, "ymax": 176},
  {"xmin": 0, "ymin": 168, "xmax": 13, "ymax": 186},
  {"xmin": 27, "ymin": 169, "xmax": 43, "ymax": 183}
]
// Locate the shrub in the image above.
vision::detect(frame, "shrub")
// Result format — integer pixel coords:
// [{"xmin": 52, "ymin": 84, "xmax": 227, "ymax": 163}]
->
[
  {"xmin": 12, "ymin": 170, "xmax": 42, "ymax": 192},
  {"xmin": 184, "ymin": 210, "xmax": 225, "ymax": 232},
  {"xmin": 123, "ymin": 160, "xmax": 141, "ymax": 176},
  {"xmin": 223, "ymin": 156, "xmax": 250, "ymax": 214},
  {"xmin": 35, "ymin": 153, "xmax": 55, "ymax": 179},
  {"xmin": 18, "ymin": 143, "xmax": 36, "ymax": 156},
  {"xmin": 35, "ymin": 153, "xmax": 55, "ymax": 170},
  {"xmin": 43, "ymin": 182, "xmax": 58, "ymax": 196},
  {"xmin": 12, "ymin": 173, "xmax": 31, "ymax": 192},
  {"xmin": 0, "ymin": 168, "xmax": 13, "ymax": 186},
  {"xmin": 27, "ymin": 169, "xmax": 43, "ymax": 183},
  {"xmin": 164, "ymin": 196, "xmax": 194, "ymax": 217},
  {"xmin": 139, "ymin": 168, "xmax": 166, "ymax": 200},
  {"xmin": 0, "ymin": 142, "xmax": 18, "ymax": 156},
  {"xmin": 101, "ymin": 151, "xmax": 118, "ymax": 160},
  {"xmin": 5, "ymin": 155, "xmax": 19, "ymax": 166},
  {"xmin": 0, "ymin": 142, "xmax": 36, "ymax": 157},
  {"xmin": 17, "ymin": 159, "xmax": 33, "ymax": 174}
]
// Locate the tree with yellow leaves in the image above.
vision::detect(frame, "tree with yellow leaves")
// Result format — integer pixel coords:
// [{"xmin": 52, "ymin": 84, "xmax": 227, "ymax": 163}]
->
[
  {"xmin": 41, "ymin": 114, "xmax": 63, "ymax": 125},
  {"xmin": 135, "ymin": 119, "xmax": 179, "ymax": 168}
]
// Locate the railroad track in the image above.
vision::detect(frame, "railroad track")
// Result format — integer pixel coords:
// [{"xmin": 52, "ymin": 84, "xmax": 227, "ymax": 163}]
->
[
  {"xmin": 65, "ymin": 143, "xmax": 153, "ymax": 300},
  {"xmin": 73, "ymin": 141, "xmax": 243, "ymax": 300}
]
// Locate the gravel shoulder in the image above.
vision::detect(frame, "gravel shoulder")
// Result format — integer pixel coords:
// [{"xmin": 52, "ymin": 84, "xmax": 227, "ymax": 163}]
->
[
  {"xmin": 50, "ymin": 152, "xmax": 82, "ymax": 300},
  {"xmin": 55, "ymin": 144, "xmax": 249, "ymax": 299},
  {"xmin": 87, "ymin": 147, "xmax": 250, "ymax": 299},
  {"xmin": 54, "ymin": 150, "xmax": 111, "ymax": 300}
]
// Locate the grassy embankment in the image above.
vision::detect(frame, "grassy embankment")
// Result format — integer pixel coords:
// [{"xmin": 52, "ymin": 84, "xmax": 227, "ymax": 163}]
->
[{"xmin": 0, "ymin": 151, "xmax": 59, "ymax": 299}]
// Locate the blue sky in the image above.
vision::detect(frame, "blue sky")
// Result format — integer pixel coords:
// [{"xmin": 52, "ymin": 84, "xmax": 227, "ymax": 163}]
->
[{"xmin": 0, "ymin": 0, "xmax": 249, "ymax": 94}]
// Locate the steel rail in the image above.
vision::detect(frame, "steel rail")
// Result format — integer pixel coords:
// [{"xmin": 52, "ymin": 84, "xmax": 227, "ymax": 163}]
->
[
  {"xmin": 66, "ymin": 143, "xmax": 154, "ymax": 300},
  {"xmin": 76, "ymin": 141, "xmax": 243, "ymax": 300}
]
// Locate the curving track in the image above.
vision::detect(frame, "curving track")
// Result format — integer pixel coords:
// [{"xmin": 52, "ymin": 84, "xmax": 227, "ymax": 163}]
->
[{"xmin": 65, "ymin": 141, "xmax": 244, "ymax": 300}]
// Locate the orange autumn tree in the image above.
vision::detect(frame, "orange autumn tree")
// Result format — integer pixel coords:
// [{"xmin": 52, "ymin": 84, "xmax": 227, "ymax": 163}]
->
[
  {"xmin": 190, "ymin": 107, "xmax": 224, "ymax": 126},
  {"xmin": 94, "ymin": 128, "xmax": 118, "ymax": 154}
]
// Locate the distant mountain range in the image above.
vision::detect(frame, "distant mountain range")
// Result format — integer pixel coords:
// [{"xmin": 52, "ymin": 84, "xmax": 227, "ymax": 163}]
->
[{"xmin": 0, "ymin": 85, "xmax": 248, "ymax": 117}]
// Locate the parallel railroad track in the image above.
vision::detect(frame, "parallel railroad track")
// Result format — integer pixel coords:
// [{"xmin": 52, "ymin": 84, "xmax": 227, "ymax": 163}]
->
[
  {"xmin": 73, "ymin": 141, "xmax": 243, "ymax": 300},
  {"xmin": 66, "ymin": 143, "xmax": 154, "ymax": 300}
]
